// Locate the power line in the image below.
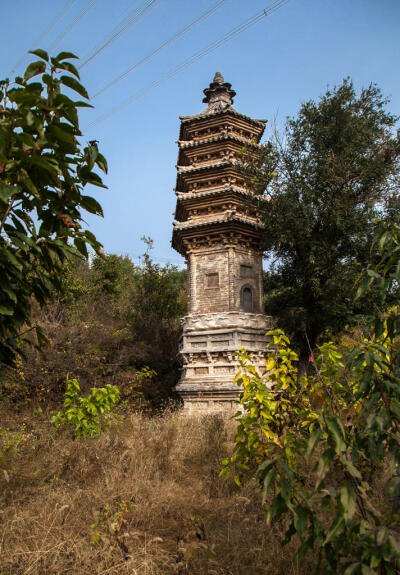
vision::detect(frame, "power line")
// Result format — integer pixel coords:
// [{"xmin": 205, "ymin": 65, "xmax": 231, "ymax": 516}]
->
[
  {"xmin": 9, "ymin": 0, "xmax": 77, "ymax": 75},
  {"xmin": 49, "ymin": 0, "xmax": 101, "ymax": 52},
  {"xmin": 93, "ymin": 0, "xmax": 230, "ymax": 99},
  {"xmin": 79, "ymin": 0, "xmax": 163, "ymax": 70},
  {"xmin": 86, "ymin": 0, "xmax": 290, "ymax": 130}
]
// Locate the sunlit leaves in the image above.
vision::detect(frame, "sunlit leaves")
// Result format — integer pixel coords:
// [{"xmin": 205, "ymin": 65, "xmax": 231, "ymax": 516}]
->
[
  {"xmin": 223, "ymin": 228, "xmax": 400, "ymax": 573},
  {"xmin": 51, "ymin": 379, "xmax": 119, "ymax": 439}
]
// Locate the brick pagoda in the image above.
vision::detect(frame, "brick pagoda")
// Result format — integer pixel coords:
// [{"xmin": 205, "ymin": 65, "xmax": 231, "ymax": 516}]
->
[{"xmin": 172, "ymin": 72, "xmax": 273, "ymax": 413}]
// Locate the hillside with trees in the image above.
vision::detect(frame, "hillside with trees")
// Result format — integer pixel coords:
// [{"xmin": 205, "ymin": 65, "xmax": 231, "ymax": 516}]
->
[{"xmin": 1, "ymin": 53, "xmax": 399, "ymax": 574}]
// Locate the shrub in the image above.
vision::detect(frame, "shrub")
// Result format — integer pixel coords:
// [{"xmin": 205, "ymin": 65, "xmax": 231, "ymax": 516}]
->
[{"xmin": 51, "ymin": 379, "xmax": 119, "ymax": 439}]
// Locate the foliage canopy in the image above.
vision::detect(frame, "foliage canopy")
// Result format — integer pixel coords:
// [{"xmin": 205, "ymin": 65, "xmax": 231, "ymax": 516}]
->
[
  {"xmin": 0, "ymin": 50, "xmax": 107, "ymax": 364},
  {"xmin": 253, "ymin": 79, "xmax": 400, "ymax": 360}
]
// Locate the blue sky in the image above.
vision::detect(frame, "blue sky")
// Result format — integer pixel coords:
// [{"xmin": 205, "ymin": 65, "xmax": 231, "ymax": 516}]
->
[{"xmin": 1, "ymin": 0, "xmax": 399, "ymax": 267}]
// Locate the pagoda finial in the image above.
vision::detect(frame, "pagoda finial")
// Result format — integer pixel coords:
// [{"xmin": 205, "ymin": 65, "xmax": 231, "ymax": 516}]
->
[{"xmin": 202, "ymin": 71, "xmax": 236, "ymax": 110}]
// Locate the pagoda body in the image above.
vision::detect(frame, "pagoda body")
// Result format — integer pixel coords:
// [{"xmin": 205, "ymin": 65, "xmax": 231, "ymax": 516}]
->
[{"xmin": 172, "ymin": 73, "xmax": 273, "ymax": 413}]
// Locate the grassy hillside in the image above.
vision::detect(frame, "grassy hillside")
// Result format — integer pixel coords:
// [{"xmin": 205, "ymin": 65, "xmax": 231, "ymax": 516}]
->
[{"xmin": 0, "ymin": 409, "xmax": 314, "ymax": 575}]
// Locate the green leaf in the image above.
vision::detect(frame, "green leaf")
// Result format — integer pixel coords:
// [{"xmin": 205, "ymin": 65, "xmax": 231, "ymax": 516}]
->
[
  {"xmin": 0, "ymin": 303, "xmax": 14, "ymax": 315},
  {"xmin": 74, "ymin": 237, "xmax": 88, "ymax": 258},
  {"xmin": 55, "ymin": 61, "xmax": 80, "ymax": 79},
  {"xmin": 29, "ymin": 49, "xmax": 49, "ymax": 62},
  {"xmin": 366, "ymin": 269, "xmax": 380, "ymax": 278},
  {"xmin": 376, "ymin": 527, "xmax": 388, "ymax": 547},
  {"xmin": 46, "ymin": 123, "xmax": 76, "ymax": 144},
  {"xmin": 340, "ymin": 482, "xmax": 356, "ymax": 521},
  {"xmin": 26, "ymin": 110, "xmax": 35, "ymax": 126},
  {"xmin": 267, "ymin": 493, "xmax": 287, "ymax": 523},
  {"xmin": 74, "ymin": 100, "xmax": 94, "ymax": 108},
  {"xmin": 80, "ymin": 170, "xmax": 107, "ymax": 188},
  {"xmin": 80, "ymin": 195, "xmax": 103, "ymax": 216},
  {"xmin": 0, "ymin": 183, "xmax": 20, "ymax": 202},
  {"xmin": 55, "ymin": 51, "xmax": 79, "ymax": 62},
  {"xmin": 262, "ymin": 467, "xmax": 276, "ymax": 503},
  {"xmin": 294, "ymin": 505, "xmax": 308, "ymax": 538},
  {"xmin": 24, "ymin": 60, "xmax": 46, "ymax": 81},
  {"xmin": 316, "ymin": 447, "xmax": 335, "ymax": 480},
  {"xmin": 307, "ymin": 427, "xmax": 322, "ymax": 456},
  {"xmin": 344, "ymin": 563, "xmax": 361, "ymax": 575},
  {"xmin": 356, "ymin": 275, "xmax": 372, "ymax": 300},
  {"xmin": 388, "ymin": 534, "xmax": 400, "ymax": 555},
  {"xmin": 0, "ymin": 248, "xmax": 23, "ymax": 271},
  {"xmin": 29, "ymin": 155, "xmax": 61, "ymax": 176},
  {"xmin": 0, "ymin": 281, "xmax": 17, "ymax": 303},
  {"xmin": 95, "ymin": 153, "xmax": 108, "ymax": 174},
  {"xmin": 326, "ymin": 416, "xmax": 346, "ymax": 453},
  {"xmin": 341, "ymin": 457, "xmax": 362, "ymax": 480},
  {"xmin": 234, "ymin": 475, "xmax": 241, "ymax": 487},
  {"xmin": 324, "ymin": 514, "xmax": 345, "ymax": 545},
  {"xmin": 60, "ymin": 75, "xmax": 88, "ymax": 99}
]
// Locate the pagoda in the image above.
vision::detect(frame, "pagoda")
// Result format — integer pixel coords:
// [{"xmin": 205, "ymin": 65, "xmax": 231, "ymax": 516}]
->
[{"xmin": 172, "ymin": 72, "xmax": 273, "ymax": 413}]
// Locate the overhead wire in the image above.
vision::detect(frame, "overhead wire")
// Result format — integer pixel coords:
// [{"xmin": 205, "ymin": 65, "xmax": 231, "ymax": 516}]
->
[
  {"xmin": 86, "ymin": 0, "xmax": 290, "ymax": 130},
  {"xmin": 9, "ymin": 0, "xmax": 77, "ymax": 75},
  {"xmin": 79, "ymin": 0, "xmax": 163, "ymax": 70},
  {"xmin": 92, "ymin": 0, "xmax": 230, "ymax": 99},
  {"xmin": 48, "ymin": 0, "xmax": 101, "ymax": 52}
]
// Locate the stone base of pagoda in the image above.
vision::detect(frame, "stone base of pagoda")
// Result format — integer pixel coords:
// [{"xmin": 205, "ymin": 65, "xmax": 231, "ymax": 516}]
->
[{"xmin": 175, "ymin": 311, "xmax": 274, "ymax": 414}]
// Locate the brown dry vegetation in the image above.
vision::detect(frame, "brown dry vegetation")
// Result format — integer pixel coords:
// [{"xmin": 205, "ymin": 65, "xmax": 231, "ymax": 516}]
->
[{"xmin": 0, "ymin": 409, "xmax": 315, "ymax": 575}]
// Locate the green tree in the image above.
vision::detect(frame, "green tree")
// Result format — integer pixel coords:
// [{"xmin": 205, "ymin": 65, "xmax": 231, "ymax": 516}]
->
[
  {"xmin": 126, "ymin": 238, "xmax": 187, "ymax": 405},
  {"xmin": 91, "ymin": 253, "xmax": 135, "ymax": 297},
  {"xmin": 0, "ymin": 50, "xmax": 107, "ymax": 364},
  {"xmin": 255, "ymin": 79, "xmax": 400, "ymax": 365}
]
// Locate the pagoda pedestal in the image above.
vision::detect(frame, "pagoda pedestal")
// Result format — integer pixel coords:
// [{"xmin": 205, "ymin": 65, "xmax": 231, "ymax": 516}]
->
[{"xmin": 177, "ymin": 311, "xmax": 273, "ymax": 413}]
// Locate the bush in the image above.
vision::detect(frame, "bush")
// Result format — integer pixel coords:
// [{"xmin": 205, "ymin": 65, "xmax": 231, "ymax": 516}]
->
[{"xmin": 51, "ymin": 379, "xmax": 120, "ymax": 439}]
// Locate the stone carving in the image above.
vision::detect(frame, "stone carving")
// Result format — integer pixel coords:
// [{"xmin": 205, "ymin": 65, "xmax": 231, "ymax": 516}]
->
[{"xmin": 182, "ymin": 311, "xmax": 273, "ymax": 332}]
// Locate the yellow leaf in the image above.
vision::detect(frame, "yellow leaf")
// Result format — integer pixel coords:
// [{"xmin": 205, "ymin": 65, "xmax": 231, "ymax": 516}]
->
[{"xmin": 266, "ymin": 358, "xmax": 275, "ymax": 371}]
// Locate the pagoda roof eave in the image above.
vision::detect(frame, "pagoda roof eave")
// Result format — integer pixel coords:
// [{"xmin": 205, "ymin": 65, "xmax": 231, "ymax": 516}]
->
[
  {"xmin": 172, "ymin": 214, "xmax": 265, "ymax": 232},
  {"xmin": 179, "ymin": 107, "xmax": 266, "ymax": 128},
  {"xmin": 177, "ymin": 133, "xmax": 260, "ymax": 149},
  {"xmin": 175, "ymin": 185, "xmax": 269, "ymax": 202},
  {"xmin": 173, "ymin": 186, "xmax": 269, "ymax": 221},
  {"xmin": 177, "ymin": 159, "xmax": 234, "ymax": 174}
]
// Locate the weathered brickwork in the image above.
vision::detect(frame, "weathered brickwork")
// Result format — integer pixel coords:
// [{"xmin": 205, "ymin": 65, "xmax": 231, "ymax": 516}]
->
[
  {"xmin": 171, "ymin": 72, "xmax": 273, "ymax": 413},
  {"xmin": 187, "ymin": 247, "xmax": 264, "ymax": 315}
]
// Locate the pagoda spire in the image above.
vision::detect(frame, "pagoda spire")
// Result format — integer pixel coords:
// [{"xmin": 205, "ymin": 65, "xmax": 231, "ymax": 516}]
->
[{"xmin": 202, "ymin": 71, "xmax": 236, "ymax": 111}]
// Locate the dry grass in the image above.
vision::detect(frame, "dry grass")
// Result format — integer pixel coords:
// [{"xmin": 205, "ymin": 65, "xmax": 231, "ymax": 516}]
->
[{"xmin": 0, "ymin": 408, "xmax": 312, "ymax": 575}]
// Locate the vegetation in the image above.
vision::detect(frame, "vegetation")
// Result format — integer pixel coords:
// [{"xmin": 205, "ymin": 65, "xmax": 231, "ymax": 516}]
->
[
  {"xmin": 0, "ymin": 50, "xmax": 107, "ymax": 364},
  {"xmin": 0, "ymin": 408, "xmax": 327, "ymax": 574},
  {"xmin": 0, "ymin": 246, "xmax": 186, "ymax": 409},
  {"xmin": 251, "ymin": 79, "xmax": 400, "ymax": 363},
  {"xmin": 1, "ymin": 54, "xmax": 399, "ymax": 575},
  {"xmin": 51, "ymin": 378, "xmax": 120, "ymax": 439},
  {"xmin": 223, "ymin": 221, "xmax": 400, "ymax": 573}
]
